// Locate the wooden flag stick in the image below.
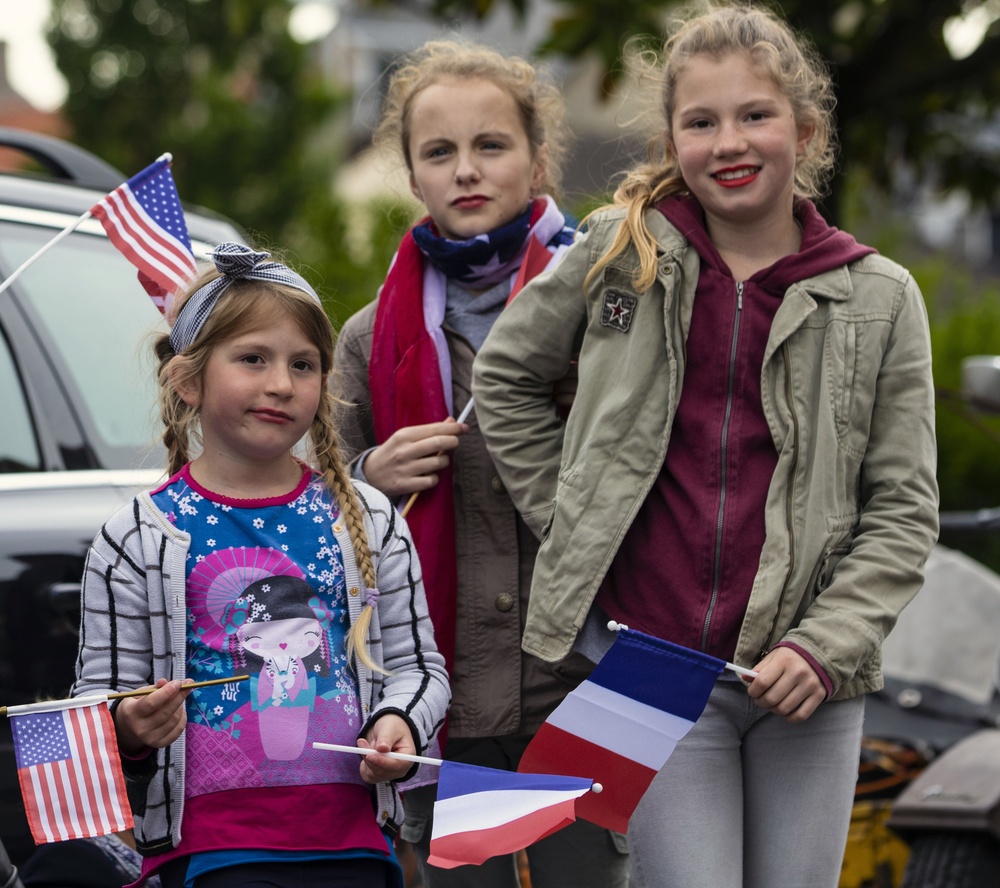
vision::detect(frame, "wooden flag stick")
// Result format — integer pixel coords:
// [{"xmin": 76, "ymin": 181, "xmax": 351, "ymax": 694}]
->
[
  {"xmin": 400, "ymin": 396, "xmax": 475, "ymax": 519},
  {"xmin": 1, "ymin": 675, "xmax": 250, "ymax": 717},
  {"xmin": 106, "ymin": 674, "xmax": 251, "ymax": 701}
]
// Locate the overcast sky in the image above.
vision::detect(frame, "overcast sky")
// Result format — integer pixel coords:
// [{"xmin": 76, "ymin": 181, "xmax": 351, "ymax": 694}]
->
[{"xmin": 0, "ymin": 0, "xmax": 66, "ymax": 111}]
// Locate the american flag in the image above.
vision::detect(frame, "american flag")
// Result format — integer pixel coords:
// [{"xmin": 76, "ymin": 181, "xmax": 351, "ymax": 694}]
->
[
  {"xmin": 90, "ymin": 155, "xmax": 198, "ymax": 313},
  {"xmin": 10, "ymin": 700, "xmax": 133, "ymax": 844}
]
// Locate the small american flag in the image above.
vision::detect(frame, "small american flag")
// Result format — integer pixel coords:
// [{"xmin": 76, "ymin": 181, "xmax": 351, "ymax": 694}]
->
[
  {"xmin": 90, "ymin": 155, "xmax": 198, "ymax": 313},
  {"xmin": 10, "ymin": 699, "xmax": 133, "ymax": 844}
]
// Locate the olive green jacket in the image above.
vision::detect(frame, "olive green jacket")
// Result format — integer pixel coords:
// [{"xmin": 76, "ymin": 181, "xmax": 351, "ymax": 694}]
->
[{"xmin": 473, "ymin": 207, "xmax": 939, "ymax": 700}]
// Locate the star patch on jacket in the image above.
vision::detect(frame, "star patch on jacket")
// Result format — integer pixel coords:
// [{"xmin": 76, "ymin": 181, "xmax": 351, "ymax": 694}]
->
[{"xmin": 601, "ymin": 289, "xmax": 637, "ymax": 333}]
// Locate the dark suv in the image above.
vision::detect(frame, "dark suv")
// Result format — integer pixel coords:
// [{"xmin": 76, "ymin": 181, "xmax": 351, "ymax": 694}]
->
[{"xmin": 0, "ymin": 128, "xmax": 242, "ymax": 867}]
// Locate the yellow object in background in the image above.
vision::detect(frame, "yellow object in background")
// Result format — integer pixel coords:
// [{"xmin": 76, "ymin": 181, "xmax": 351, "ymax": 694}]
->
[{"xmin": 840, "ymin": 800, "xmax": 911, "ymax": 888}]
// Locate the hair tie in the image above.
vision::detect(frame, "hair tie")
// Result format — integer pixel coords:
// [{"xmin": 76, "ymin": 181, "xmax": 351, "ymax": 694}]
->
[
  {"xmin": 169, "ymin": 242, "xmax": 321, "ymax": 353},
  {"xmin": 364, "ymin": 587, "xmax": 380, "ymax": 609}
]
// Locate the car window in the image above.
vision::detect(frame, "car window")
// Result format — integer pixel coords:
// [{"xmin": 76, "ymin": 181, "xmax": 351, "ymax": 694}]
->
[
  {"xmin": 0, "ymin": 222, "xmax": 167, "ymax": 468},
  {"xmin": 0, "ymin": 327, "xmax": 41, "ymax": 472}
]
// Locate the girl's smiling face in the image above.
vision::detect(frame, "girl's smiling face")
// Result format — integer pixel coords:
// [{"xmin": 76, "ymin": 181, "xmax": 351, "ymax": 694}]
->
[
  {"xmin": 407, "ymin": 76, "xmax": 548, "ymax": 241},
  {"xmin": 238, "ymin": 617, "xmax": 322, "ymax": 659},
  {"xmin": 669, "ymin": 51, "xmax": 814, "ymax": 232}
]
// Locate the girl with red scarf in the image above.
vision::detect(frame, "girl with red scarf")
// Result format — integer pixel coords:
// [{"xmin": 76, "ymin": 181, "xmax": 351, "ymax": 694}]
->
[{"xmin": 333, "ymin": 38, "xmax": 630, "ymax": 888}]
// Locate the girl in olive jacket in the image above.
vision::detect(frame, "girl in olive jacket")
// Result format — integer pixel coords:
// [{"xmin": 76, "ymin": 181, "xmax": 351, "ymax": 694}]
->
[{"xmin": 473, "ymin": 5, "xmax": 938, "ymax": 887}]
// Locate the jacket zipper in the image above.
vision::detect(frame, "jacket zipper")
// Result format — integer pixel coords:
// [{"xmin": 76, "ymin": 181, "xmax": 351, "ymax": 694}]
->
[{"xmin": 701, "ymin": 281, "xmax": 743, "ymax": 651}]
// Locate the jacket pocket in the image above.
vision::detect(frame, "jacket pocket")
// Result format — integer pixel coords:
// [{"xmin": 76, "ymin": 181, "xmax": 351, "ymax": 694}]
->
[
  {"xmin": 540, "ymin": 463, "xmax": 581, "ymax": 540},
  {"xmin": 807, "ymin": 533, "xmax": 854, "ymax": 600},
  {"xmin": 824, "ymin": 318, "xmax": 884, "ymax": 460},
  {"xmin": 825, "ymin": 319, "xmax": 857, "ymax": 439}
]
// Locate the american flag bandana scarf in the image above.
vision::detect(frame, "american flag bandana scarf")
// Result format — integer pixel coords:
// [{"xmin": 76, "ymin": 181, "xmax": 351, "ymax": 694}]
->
[{"xmin": 412, "ymin": 200, "xmax": 573, "ymax": 288}]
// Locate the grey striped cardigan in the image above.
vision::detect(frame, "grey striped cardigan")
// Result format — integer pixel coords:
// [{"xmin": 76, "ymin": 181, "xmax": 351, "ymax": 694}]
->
[{"xmin": 73, "ymin": 480, "xmax": 450, "ymax": 856}]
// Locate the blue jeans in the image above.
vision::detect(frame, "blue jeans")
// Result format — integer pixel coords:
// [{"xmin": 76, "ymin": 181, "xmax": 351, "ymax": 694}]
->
[
  {"xmin": 628, "ymin": 678, "xmax": 864, "ymax": 888},
  {"xmin": 401, "ymin": 735, "xmax": 630, "ymax": 888}
]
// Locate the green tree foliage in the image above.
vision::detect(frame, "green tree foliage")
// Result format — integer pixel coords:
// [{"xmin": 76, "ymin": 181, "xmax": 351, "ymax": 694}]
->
[
  {"xmin": 841, "ymin": 172, "xmax": 1000, "ymax": 569},
  {"xmin": 412, "ymin": 0, "xmax": 1000, "ymax": 222},
  {"xmin": 926, "ymin": 273, "xmax": 1000, "ymax": 570},
  {"xmin": 46, "ymin": 0, "xmax": 407, "ymax": 323}
]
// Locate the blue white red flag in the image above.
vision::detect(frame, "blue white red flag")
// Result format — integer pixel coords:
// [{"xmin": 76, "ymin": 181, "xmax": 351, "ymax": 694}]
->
[
  {"xmin": 518, "ymin": 627, "xmax": 725, "ymax": 833},
  {"xmin": 428, "ymin": 761, "xmax": 593, "ymax": 869},
  {"xmin": 9, "ymin": 697, "xmax": 133, "ymax": 844},
  {"xmin": 90, "ymin": 156, "xmax": 198, "ymax": 313}
]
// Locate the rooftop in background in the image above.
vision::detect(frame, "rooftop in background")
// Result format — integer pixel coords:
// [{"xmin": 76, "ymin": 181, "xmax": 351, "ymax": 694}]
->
[{"xmin": 0, "ymin": 41, "xmax": 69, "ymax": 170}]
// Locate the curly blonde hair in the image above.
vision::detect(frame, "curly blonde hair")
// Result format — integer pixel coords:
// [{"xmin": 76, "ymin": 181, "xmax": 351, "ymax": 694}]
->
[
  {"xmin": 156, "ymin": 266, "xmax": 383, "ymax": 673},
  {"xmin": 373, "ymin": 38, "xmax": 571, "ymax": 200},
  {"xmin": 590, "ymin": 1, "xmax": 837, "ymax": 291}
]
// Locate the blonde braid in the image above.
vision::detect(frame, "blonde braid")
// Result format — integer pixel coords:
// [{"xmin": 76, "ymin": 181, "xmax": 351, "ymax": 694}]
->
[
  {"xmin": 154, "ymin": 334, "xmax": 194, "ymax": 475},
  {"xmin": 311, "ymin": 389, "xmax": 385, "ymax": 674}
]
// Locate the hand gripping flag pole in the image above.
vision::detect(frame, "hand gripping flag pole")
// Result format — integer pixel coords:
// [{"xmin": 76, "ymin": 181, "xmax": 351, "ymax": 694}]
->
[
  {"xmin": 3, "ymin": 677, "xmax": 250, "ymax": 844},
  {"xmin": 399, "ymin": 395, "xmax": 475, "ymax": 519}
]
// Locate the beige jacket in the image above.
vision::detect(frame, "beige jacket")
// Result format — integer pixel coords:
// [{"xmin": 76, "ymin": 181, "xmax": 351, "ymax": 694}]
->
[
  {"xmin": 473, "ymin": 207, "xmax": 939, "ymax": 700},
  {"xmin": 334, "ymin": 301, "xmax": 593, "ymax": 737}
]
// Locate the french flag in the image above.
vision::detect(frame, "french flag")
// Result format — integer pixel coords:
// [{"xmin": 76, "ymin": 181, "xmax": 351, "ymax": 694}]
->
[
  {"xmin": 518, "ymin": 627, "xmax": 725, "ymax": 833},
  {"xmin": 428, "ymin": 761, "xmax": 594, "ymax": 869}
]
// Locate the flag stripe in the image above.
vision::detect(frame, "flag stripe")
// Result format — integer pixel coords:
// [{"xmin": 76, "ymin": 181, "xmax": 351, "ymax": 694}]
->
[
  {"xmin": 109, "ymin": 187, "xmax": 196, "ymax": 278},
  {"xmin": 545, "ymin": 679, "xmax": 694, "ymax": 770},
  {"xmin": 436, "ymin": 765, "xmax": 592, "ymax": 800},
  {"xmin": 93, "ymin": 201, "xmax": 191, "ymax": 292},
  {"xmin": 93, "ymin": 191, "xmax": 190, "ymax": 282},
  {"xmin": 89, "ymin": 705, "xmax": 127, "ymax": 828},
  {"xmin": 53, "ymin": 758, "xmax": 79, "ymax": 841},
  {"xmin": 434, "ymin": 786, "xmax": 592, "ymax": 836},
  {"xmin": 69, "ymin": 704, "xmax": 125, "ymax": 835},
  {"xmin": 588, "ymin": 632, "xmax": 726, "ymax": 720},
  {"xmin": 428, "ymin": 801, "xmax": 578, "ymax": 869},
  {"xmin": 66, "ymin": 711, "xmax": 96, "ymax": 837},
  {"xmin": 24, "ymin": 766, "xmax": 55, "ymax": 843},
  {"xmin": 519, "ymin": 723, "xmax": 659, "ymax": 834},
  {"xmin": 93, "ymin": 190, "xmax": 196, "ymax": 286}
]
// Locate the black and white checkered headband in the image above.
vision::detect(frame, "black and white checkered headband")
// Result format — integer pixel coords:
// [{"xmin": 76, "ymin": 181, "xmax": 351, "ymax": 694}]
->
[{"xmin": 169, "ymin": 242, "xmax": 321, "ymax": 353}]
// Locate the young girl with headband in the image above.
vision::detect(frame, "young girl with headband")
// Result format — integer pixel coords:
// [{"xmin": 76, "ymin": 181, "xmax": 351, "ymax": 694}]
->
[
  {"xmin": 334, "ymin": 38, "xmax": 629, "ymax": 888},
  {"xmin": 73, "ymin": 242, "xmax": 450, "ymax": 888},
  {"xmin": 474, "ymin": 4, "xmax": 938, "ymax": 886}
]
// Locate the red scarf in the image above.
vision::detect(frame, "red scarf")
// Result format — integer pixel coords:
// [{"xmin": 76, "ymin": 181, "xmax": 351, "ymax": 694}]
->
[
  {"xmin": 369, "ymin": 199, "xmax": 570, "ymax": 684},
  {"xmin": 370, "ymin": 226, "xmax": 459, "ymax": 680}
]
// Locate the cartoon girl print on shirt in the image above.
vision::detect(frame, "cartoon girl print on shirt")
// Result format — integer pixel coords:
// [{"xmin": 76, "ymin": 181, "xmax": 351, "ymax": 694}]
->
[
  {"xmin": 185, "ymin": 544, "xmax": 357, "ymax": 771},
  {"xmin": 223, "ymin": 575, "xmax": 335, "ymax": 760}
]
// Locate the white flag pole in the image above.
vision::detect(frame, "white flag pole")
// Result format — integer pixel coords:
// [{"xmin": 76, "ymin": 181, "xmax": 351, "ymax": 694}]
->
[
  {"xmin": 312, "ymin": 743, "xmax": 605, "ymax": 793},
  {"xmin": 0, "ymin": 208, "xmax": 93, "ymax": 298},
  {"xmin": 313, "ymin": 742, "xmax": 444, "ymax": 766},
  {"xmin": 606, "ymin": 620, "xmax": 759, "ymax": 679}
]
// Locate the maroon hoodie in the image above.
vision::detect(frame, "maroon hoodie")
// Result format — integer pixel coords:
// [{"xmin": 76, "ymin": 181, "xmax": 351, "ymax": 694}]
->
[{"xmin": 596, "ymin": 196, "xmax": 875, "ymax": 663}]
